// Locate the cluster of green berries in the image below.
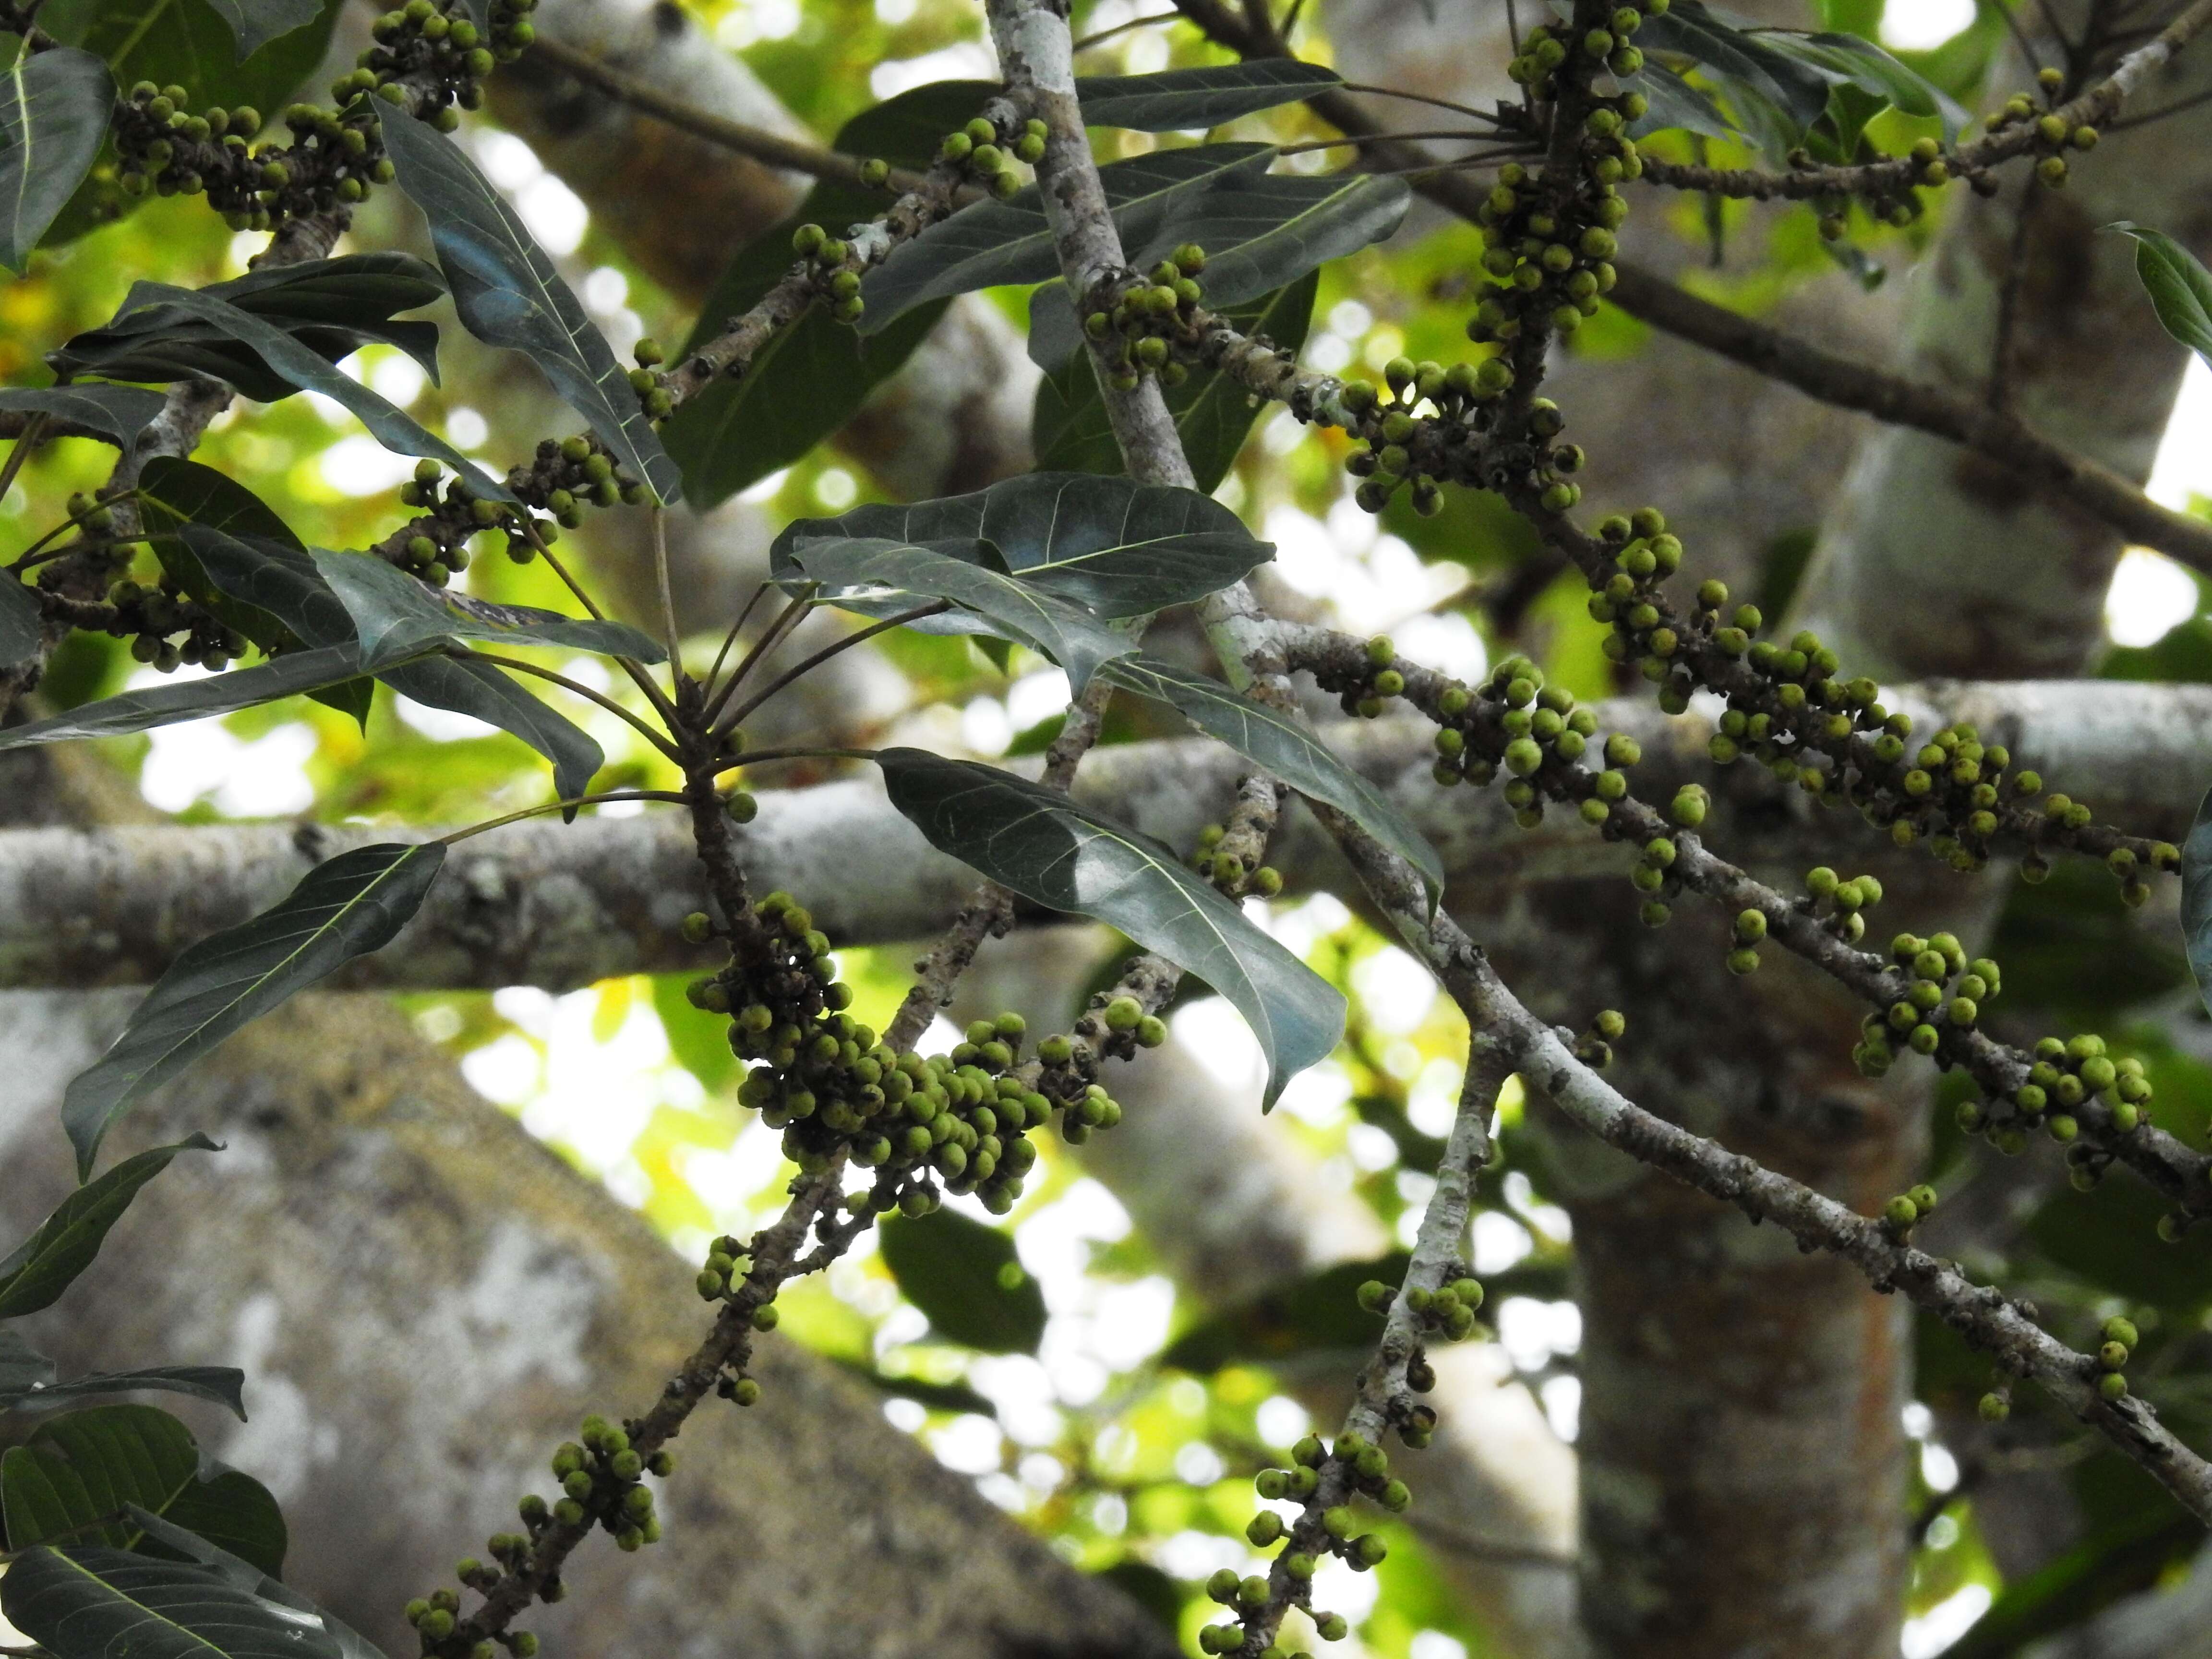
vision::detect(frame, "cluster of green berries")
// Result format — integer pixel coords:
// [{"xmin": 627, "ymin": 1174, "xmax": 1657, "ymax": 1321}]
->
[
  {"xmin": 381, "ymin": 433, "xmax": 646, "ymax": 577},
  {"xmin": 1858, "ymin": 931, "xmax": 1996, "ymax": 1079},
  {"xmin": 1191, "ymin": 820, "xmax": 1284, "ymax": 901},
  {"xmin": 1467, "ymin": 88, "xmax": 1640, "ymax": 354},
  {"xmin": 1586, "ymin": 509, "xmax": 1709, "ymax": 713},
  {"xmin": 102, "ymin": 577, "xmax": 248, "ymax": 672},
  {"xmin": 2090, "ymin": 1314, "xmax": 2140, "ymax": 1400},
  {"xmin": 791, "ymin": 223, "xmax": 867, "ymax": 325},
  {"xmin": 692, "ymin": 1233, "xmax": 775, "ymax": 1402},
  {"xmin": 1338, "ymin": 357, "xmax": 1528, "ymax": 517},
  {"xmin": 1327, "ymin": 643, "xmax": 1601, "ymax": 831},
  {"xmin": 1082, "ymin": 244, "xmax": 1208, "ymax": 392},
  {"xmin": 110, "ymin": 84, "xmax": 283, "ymax": 218},
  {"xmin": 1960, "ymin": 1030, "xmax": 2153, "ymax": 1154},
  {"xmin": 1877, "ymin": 1181, "xmax": 1940, "ymax": 1238},
  {"xmin": 1811, "ymin": 136, "xmax": 1946, "ymax": 240},
  {"xmin": 623, "ymin": 337, "xmax": 673, "ymax": 421},
  {"xmin": 1212, "ymin": 1430, "xmax": 1412, "ymax": 1652},
  {"xmin": 1619, "ymin": 784, "xmax": 1709, "ymax": 930},
  {"xmin": 405, "ymin": 1415, "xmax": 664, "ymax": 1655},
  {"xmin": 1506, "ymin": 2, "xmax": 1666, "ymax": 91},
  {"xmin": 1576, "ymin": 1007, "xmax": 1627, "ymax": 1070},
  {"xmin": 1358, "ymin": 1271, "xmax": 1486, "ymax": 1348},
  {"xmin": 938, "ymin": 115, "xmax": 1046, "ymax": 199},
  {"xmin": 1987, "ymin": 67, "xmax": 2100, "ymax": 188},
  {"xmin": 697, "ymin": 892, "xmax": 1099, "ymax": 1214},
  {"xmin": 366, "ymin": 0, "xmax": 536, "ymax": 122}
]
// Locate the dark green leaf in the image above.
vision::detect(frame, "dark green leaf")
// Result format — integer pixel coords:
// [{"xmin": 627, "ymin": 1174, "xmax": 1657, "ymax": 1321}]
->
[
  {"xmin": 2111, "ymin": 222, "xmax": 2212, "ymax": 369},
  {"xmin": 1635, "ymin": 2, "xmax": 1835, "ymax": 133},
  {"xmin": 0, "ymin": 1328, "xmax": 55, "ymax": 1393},
  {"xmin": 1, "ymin": 49, "xmax": 116, "ymax": 272},
  {"xmin": 1098, "ymin": 652, "xmax": 1443, "ymax": 910},
  {"xmin": 1626, "ymin": 61, "xmax": 1741, "ymax": 142},
  {"xmin": 0, "ymin": 1137, "xmax": 218, "ymax": 1321},
  {"xmin": 1754, "ymin": 29, "xmax": 1968, "ymax": 135},
  {"xmin": 2, "ymin": 1547, "xmax": 342, "ymax": 1659},
  {"xmin": 199, "ymin": 0, "xmax": 319, "ymax": 57},
  {"xmin": 379, "ymin": 654, "xmax": 603, "ymax": 806},
  {"xmin": 1161, "ymin": 1253, "xmax": 1568, "ymax": 1374},
  {"xmin": 42, "ymin": 0, "xmax": 337, "ymax": 118},
  {"xmin": 60, "ymin": 843, "xmax": 445, "ymax": 1177},
  {"xmin": 772, "ymin": 471, "xmax": 1272, "ymax": 617},
  {"xmin": 876, "ymin": 748, "xmax": 1343, "ymax": 1104},
  {"xmin": 140, "ymin": 461, "xmax": 308, "ymax": 649},
  {"xmin": 0, "ymin": 383, "xmax": 167, "ymax": 445},
  {"xmin": 48, "ymin": 254, "xmax": 444, "ymax": 400},
  {"xmin": 1033, "ymin": 272, "xmax": 1316, "ymax": 491},
  {"xmin": 1, "ymin": 571, "xmax": 38, "ymax": 669},
  {"xmin": 0, "ymin": 1367, "xmax": 248, "ymax": 1417},
  {"xmin": 662, "ymin": 78, "xmax": 975, "ymax": 509},
  {"xmin": 379, "ymin": 107, "xmax": 681, "ymax": 504},
  {"xmin": 180, "ymin": 523, "xmax": 601, "ymax": 796},
  {"xmin": 120, "ymin": 1509, "xmax": 388, "ymax": 1659},
  {"xmin": 48, "ymin": 278, "xmax": 501, "ymax": 499},
  {"xmin": 311, "ymin": 549, "xmax": 665, "ymax": 669},
  {"xmin": 1074, "ymin": 61, "xmax": 1344, "ymax": 131},
  {"xmin": 861, "ymin": 144, "xmax": 1271, "ymax": 334},
  {"xmin": 878, "ymin": 1208, "xmax": 1045, "ymax": 1354},
  {"xmin": 788, "ymin": 536, "xmax": 1134, "ymax": 692},
  {"xmin": 2182, "ymin": 783, "xmax": 2212, "ymax": 1021},
  {"xmin": 0, "ymin": 1406, "xmax": 283, "ymax": 1574},
  {"xmin": 0, "ymin": 640, "xmax": 420, "ymax": 752}
]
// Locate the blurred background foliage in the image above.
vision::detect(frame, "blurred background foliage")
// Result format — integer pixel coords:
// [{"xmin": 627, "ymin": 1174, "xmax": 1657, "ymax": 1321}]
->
[{"xmin": 8, "ymin": 0, "xmax": 2212, "ymax": 1652}]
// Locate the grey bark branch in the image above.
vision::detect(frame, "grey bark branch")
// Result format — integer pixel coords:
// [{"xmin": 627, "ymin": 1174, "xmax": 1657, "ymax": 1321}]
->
[{"xmin": 7, "ymin": 678, "xmax": 2208, "ymax": 992}]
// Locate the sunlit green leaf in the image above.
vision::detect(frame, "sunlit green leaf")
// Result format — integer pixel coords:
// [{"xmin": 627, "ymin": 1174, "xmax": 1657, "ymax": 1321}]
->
[
  {"xmin": 2112, "ymin": 222, "xmax": 2212, "ymax": 370},
  {"xmin": 876, "ymin": 748, "xmax": 1343, "ymax": 1105}
]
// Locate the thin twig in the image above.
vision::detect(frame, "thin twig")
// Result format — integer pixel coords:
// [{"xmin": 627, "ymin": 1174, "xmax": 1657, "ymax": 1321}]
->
[
  {"xmin": 518, "ymin": 517, "xmax": 681, "ymax": 729},
  {"xmin": 699, "ymin": 584, "xmax": 817, "ymax": 729},
  {"xmin": 712, "ymin": 601, "xmax": 951, "ymax": 737},
  {"xmin": 0, "ymin": 411, "xmax": 49, "ymax": 505},
  {"xmin": 1337, "ymin": 80, "xmax": 1507, "ymax": 124},
  {"xmin": 439, "ymin": 791, "xmax": 691, "ymax": 843},
  {"xmin": 1071, "ymin": 7, "xmax": 1183, "ymax": 50},
  {"xmin": 652, "ymin": 507, "xmax": 684, "ymax": 685}
]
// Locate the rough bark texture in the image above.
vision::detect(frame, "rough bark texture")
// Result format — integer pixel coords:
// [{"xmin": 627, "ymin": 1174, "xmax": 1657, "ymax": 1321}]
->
[
  {"xmin": 0, "ymin": 991, "xmax": 1179, "ymax": 1659},
  {"xmin": 7, "ymin": 679, "xmax": 2207, "ymax": 992}
]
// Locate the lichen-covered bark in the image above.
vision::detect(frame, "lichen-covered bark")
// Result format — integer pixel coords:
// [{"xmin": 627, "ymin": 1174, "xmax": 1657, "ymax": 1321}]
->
[
  {"xmin": 8, "ymin": 680, "xmax": 2207, "ymax": 993},
  {"xmin": 0, "ymin": 990, "xmax": 1180, "ymax": 1659}
]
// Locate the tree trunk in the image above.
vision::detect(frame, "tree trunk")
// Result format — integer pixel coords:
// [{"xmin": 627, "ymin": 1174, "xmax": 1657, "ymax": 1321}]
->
[{"xmin": 0, "ymin": 986, "xmax": 1179, "ymax": 1659}]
